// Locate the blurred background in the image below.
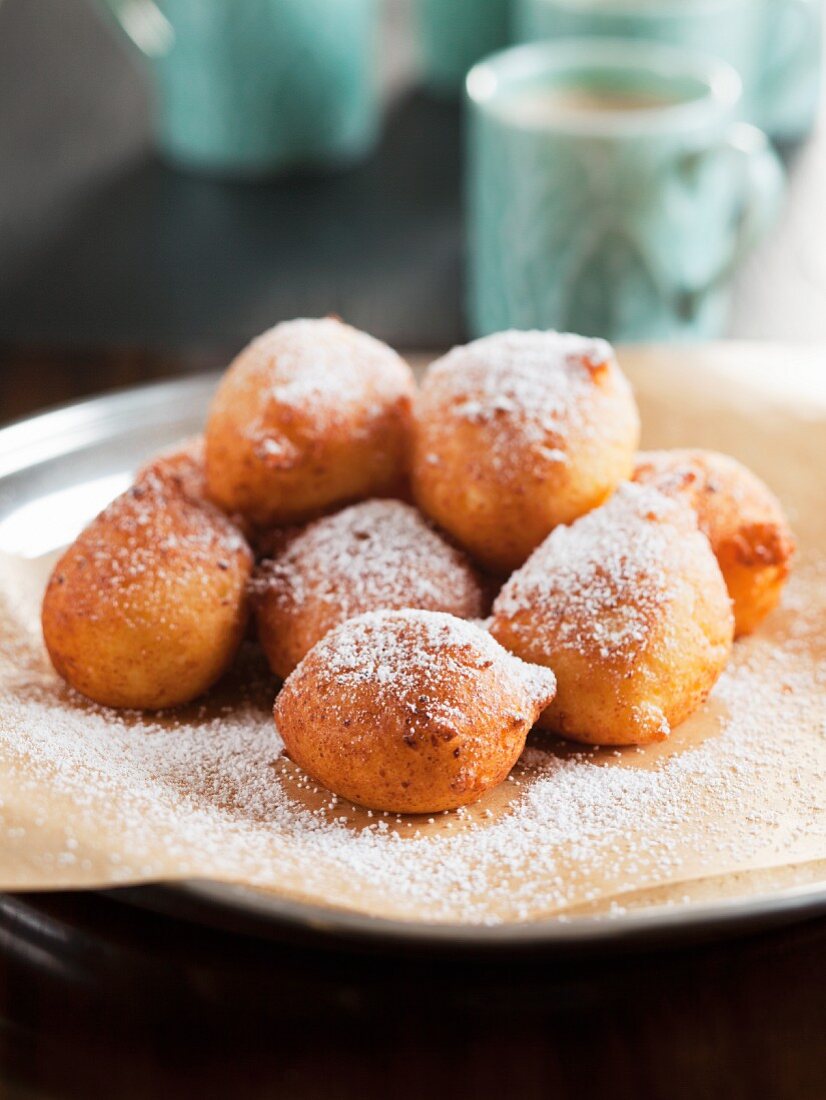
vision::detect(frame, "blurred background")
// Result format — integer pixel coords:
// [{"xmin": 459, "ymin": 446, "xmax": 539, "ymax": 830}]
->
[{"xmin": 0, "ymin": 0, "xmax": 824, "ymax": 420}]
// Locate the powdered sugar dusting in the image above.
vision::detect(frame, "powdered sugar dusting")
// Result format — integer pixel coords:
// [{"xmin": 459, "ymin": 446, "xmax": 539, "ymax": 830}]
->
[
  {"xmin": 419, "ymin": 330, "xmax": 630, "ymax": 473},
  {"xmin": 255, "ymin": 500, "xmax": 484, "ymax": 625},
  {"xmin": 303, "ymin": 608, "xmax": 556, "ymax": 715},
  {"xmin": 494, "ymin": 482, "xmax": 718, "ymax": 663},
  {"xmin": 45, "ymin": 475, "xmax": 250, "ymax": 628},
  {"xmin": 252, "ymin": 318, "xmax": 411, "ymax": 409},
  {"xmin": 136, "ymin": 435, "xmax": 207, "ymax": 503},
  {"xmin": 234, "ymin": 319, "xmax": 413, "ymax": 456}
]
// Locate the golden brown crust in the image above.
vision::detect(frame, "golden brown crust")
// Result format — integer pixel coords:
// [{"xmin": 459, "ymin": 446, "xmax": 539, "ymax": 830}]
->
[
  {"xmin": 41, "ymin": 475, "xmax": 253, "ymax": 710},
  {"xmin": 204, "ymin": 318, "xmax": 416, "ymax": 528},
  {"xmin": 136, "ymin": 435, "xmax": 208, "ymax": 504},
  {"xmin": 490, "ymin": 483, "xmax": 734, "ymax": 746},
  {"xmin": 253, "ymin": 500, "xmax": 486, "ymax": 679},
  {"xmin": 411, "ymin": 331, "xmax": 640, "ymax": 574},
  {"xmin": 274, "ymin": 610, "xmax": 556, "ymax": 813},
  {"xmin": 632, "ymin": 449, "xmax": 795, "ymax": 636},
  {"xmin": 136, "ymin": 435, "xmax": 254, "ymax": 540}
]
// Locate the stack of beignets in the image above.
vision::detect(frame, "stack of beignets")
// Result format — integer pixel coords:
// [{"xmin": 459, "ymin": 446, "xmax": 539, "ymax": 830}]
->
[{"xmin": 41, "ymin": 320, "xmax": 795, "ymax": 813}]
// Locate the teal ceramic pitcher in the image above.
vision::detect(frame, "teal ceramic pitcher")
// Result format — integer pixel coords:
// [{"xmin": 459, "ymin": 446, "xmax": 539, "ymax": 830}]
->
[
  {"xmin": 466, "ymin": 40, "xmax": 785, "ymax": 341},
  {"xmin": 100, "ymin": 0, "xmax": 380, "ymax": 174}
]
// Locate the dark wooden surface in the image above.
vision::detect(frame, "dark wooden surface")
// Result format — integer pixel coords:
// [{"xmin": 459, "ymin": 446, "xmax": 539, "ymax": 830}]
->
[
  {"xmin": 0, "ymin": 344, "xmax": 233, "ymax": 426},
  {"xmin": 1, "ymin": 888, "xmax": 826, "ymax": 1100}
]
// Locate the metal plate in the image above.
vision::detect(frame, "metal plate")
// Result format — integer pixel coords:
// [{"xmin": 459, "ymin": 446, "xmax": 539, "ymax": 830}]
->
[{"xmin": 2, "ymin": 374, "xmax": 825, "ymax": 952}]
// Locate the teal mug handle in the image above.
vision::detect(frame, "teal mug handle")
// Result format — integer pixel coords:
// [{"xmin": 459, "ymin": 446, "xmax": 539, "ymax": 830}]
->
[
  {"xmin": 687, "ymin": 122, "xmax": 785, "ymax": 297},
  {"xmin": 721, "ymin": 122, "xmax": 785, "ymax": 275},
  {"xmin": 671, "ymin": 122, "xmax": 783, "ymax": 322},
  {"xmin": 99, "ymin": 0, "xmax": 174, "ymax": 56}
]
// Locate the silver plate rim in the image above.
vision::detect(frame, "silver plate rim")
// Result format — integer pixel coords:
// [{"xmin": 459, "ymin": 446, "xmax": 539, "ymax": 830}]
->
[
  {"xmin": 148, "ymin": 875, "xmax": 826, "ymax": 949},
  {"xmin": 3, "ymin": 372, "xmax": 825, "ymax": 949}
]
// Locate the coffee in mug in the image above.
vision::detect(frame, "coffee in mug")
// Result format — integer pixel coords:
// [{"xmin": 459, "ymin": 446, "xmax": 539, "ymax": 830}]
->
[{"xmin": 497, "ymin": 86, "xmax": 684, "ymax": 124}]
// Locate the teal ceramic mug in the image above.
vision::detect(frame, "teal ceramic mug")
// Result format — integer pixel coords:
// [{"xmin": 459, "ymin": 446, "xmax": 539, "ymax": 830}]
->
[
  {"xmin": 100, "ymin": 0, "xmax": 380, "ymax": 174},
  {"xmin": 516, "ymin": 0, "xmax": 823, "ymax": 142},
  {"xmin": 419, "ymin": 0, "xmax": 514, "ymax": 94},
  {"xmin": 466, "ymin": 40, "xmax": 785, "ymax": 341}
]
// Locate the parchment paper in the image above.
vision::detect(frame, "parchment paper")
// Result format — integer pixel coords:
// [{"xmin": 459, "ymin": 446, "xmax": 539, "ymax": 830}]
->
[{"xmin": 0, "ymin": 346, "xmax": 824, "ymax": 924}]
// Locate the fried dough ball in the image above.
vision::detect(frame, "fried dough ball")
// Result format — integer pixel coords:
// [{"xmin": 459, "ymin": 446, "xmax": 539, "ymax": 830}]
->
[
  {"xmin": 204, "ymin": 318, "xmax": 416, "ymax": 528},
  {"xmin": 41, "ymin": 474, "xmax": 253, "ymax": 710},
  {"xmin": 274, "ymin": 609, "xmax": 557, "ymax": 813},
  {"xmin": 411, "ymin": 331, "xmax": 640, "ymax": 574},
  {"xmin": 490, "ymin": 483, "xmax": 734, "ymax": 746},
  {"xmin": 136, "ymin": 435, "xmax": 254, "ymax": 539},
  {"xmin": 136, "ymin": 435, "xmax": 208, "ymax": 504},
  {"xmin": 253, "ymin": 499, "xmax": 486, "ymax": 679},
  {"xmin": 632, "ymin": 449, "xmax": 795, "ymax": 637}
]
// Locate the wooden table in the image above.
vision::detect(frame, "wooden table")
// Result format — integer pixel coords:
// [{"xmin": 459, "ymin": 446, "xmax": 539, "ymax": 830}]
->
[{"xmin": 1, "ymin": 888, "xmax": 825, "ymax": 1100}]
